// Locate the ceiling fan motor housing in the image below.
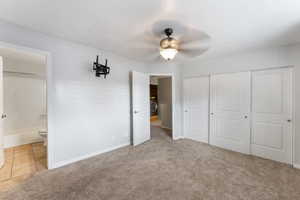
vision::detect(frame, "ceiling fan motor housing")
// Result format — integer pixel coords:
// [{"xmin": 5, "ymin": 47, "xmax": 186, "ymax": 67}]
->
[
  {"xmin": 160, "ymin": 28, "xmax": 179, "ymax": 50},
  {"xmin": 160, "ymin": 37, "xmax": 178, "ymax": 49}
]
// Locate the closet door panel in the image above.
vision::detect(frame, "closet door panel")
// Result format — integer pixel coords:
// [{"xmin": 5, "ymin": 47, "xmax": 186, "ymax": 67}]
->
[
  {"xmin": 251, "ymin": 68, "xmax": 292, "ymax": 164},
  {"xmin": 184, "ymin": 76, "xmax": 209, "ymax": 143},
  {"xmin": 210, "ymin": 72, "xmax": 251, "ymax": 154}
]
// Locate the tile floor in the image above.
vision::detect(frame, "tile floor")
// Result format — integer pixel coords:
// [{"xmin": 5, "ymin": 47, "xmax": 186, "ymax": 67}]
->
[{"xmin": 0, "ymin": 143, "xmax": 47, "ymax": 192}]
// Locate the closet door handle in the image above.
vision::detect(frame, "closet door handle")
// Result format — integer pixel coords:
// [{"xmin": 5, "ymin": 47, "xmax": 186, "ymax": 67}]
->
[
  {"xmin": 1, "ymin": 114, "xmax": 6, "ymax": 119},
  {"xmin": 287, "ymin": 119, "xmax": 292, "ymax": 123},
  {"xmin": 244, "ymin": 116, "xmax": 248, "ymax": 119}
]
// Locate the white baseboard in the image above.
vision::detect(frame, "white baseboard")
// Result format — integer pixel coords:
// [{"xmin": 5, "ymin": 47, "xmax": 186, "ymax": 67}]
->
[
  {"xmin": 51, "ymin": 142, "xmax": 130, "ymax": 169},
  {"xmin": 293, "ymin": 163, "xmax": 300, "ymax": 169},
  {"xmin": 4, "ymin": 132, "xmax": 43, "ymax": 148},
  {"xmin": 173, "ymin": 135, "xmax": 184, "ymax": 140}
]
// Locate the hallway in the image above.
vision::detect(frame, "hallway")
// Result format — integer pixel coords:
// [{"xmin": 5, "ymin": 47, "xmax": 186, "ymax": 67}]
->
[{"xmin": 151, "ymin": 121, "xmax": 172, "ymax": 140}]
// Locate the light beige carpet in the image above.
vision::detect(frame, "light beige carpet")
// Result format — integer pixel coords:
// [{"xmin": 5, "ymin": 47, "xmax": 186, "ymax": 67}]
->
[{"xmin": 1, "ymin": 126, "xmax": 300, "ymax": 200}]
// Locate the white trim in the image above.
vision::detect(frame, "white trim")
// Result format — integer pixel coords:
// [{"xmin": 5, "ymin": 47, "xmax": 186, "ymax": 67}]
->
[
  {"xmin": 148, "ymin": 73, "xmax": 176, "ymax": 140},
  {"xmin": 293, "ymin": 163, "xmax": 300, "ymax": 170},
  {"xmin": 0, "ymin": 41, "xmax": 53, "ymax": 169},
  {"xmin": 52, "ymin": 143, "xmax": 130, "ymax": 169},
  {"xmin": 173, "ymin": 136, "xmax": 184, "ymax": 140},
  {"xmin": 292, "ymin": 66, "xmax": 296, "ymax": 167},
  {"xmin": 183, "ymin": 65, "xmax": 293, "ymax": 78},
  {"xmin": 4, "ymin": 132, "xmax": 43, "ymax": 148},
  {"xmin": 208, "ymin": 75, "xmax": 211, "ymax": 144}
]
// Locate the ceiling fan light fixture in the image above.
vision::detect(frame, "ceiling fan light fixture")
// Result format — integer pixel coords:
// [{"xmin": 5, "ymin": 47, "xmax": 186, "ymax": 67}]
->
[
  {"xmin": 160, "ymin": 48, "xmax": 178, "ymax": 61},
  {"xmin": 159, "ymin": 28, "xmax": 179, "ymax": 61}
]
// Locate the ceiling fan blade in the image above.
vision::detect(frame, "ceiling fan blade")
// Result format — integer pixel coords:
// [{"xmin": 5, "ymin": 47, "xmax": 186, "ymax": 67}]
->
[
  {"xmin": 123, "ymin": 30, "xmax": 161, "ymax": 62},
  {"xmin": 180, "ymin": 40, "xmax": 210, "ymax": 50},
  {"xmin": 179, "ymin": 28, "xmax": 211, "ymax": 58},
  {"xmin": 130, "ymin": 30, "xmax": 160, "ymax": 49},
  {"xmin": 151, "ymin": 19, "xmax": 188, "ymax": 37},
  {"xmin": 179, "ymin": 28, "xmax": 211, "ymax": 44},
  {"xmin": 180, "ymin": 47, "xmax": 209, "ymax": 58}
]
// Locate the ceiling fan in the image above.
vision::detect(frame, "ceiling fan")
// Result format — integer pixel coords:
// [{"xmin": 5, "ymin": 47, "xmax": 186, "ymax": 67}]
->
[
  {"xmin": 158, "ymin": 26, "xmax": 211, "ymax": 61},
  {"xmin": 159, "ymin": 28, "xmax": 179, "ymax": 60},
  {"xmin": 131, "ymin": 21, "xmax": 211, "ymax": 62}
]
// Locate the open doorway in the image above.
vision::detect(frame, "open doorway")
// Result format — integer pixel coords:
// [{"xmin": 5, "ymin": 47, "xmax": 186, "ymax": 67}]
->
[
  {"xmin": 149, "ymin": 76, "xmax": 173, "ymax": 140},
  {"xmin": 0, "ymin": 47, "xmax": 48, "ymax": 191}
]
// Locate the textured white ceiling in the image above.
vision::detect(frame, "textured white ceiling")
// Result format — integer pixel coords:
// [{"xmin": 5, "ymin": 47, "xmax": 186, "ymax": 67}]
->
[{"xmin": 0, "ymin": 0, "xmax": 300, "ymax": 63}]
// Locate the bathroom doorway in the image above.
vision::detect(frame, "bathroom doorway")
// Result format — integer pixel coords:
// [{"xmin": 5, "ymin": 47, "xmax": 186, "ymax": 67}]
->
[{"xmin": 0, "ymin": 46, "xmax": 48, "ymax": 191}]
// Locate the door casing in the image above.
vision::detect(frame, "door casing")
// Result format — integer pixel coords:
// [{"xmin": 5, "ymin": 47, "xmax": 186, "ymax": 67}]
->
[
  {"xmin": 148, "ymin": 73, "xmax": 176, "ymax": 140},
  {"xmin": 0, "ymin": 41, "xmax": 53, "ymax": 169}
]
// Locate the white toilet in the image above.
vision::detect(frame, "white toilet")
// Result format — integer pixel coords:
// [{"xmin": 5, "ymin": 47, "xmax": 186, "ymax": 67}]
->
[{"xmin": 39, "ymin": 129, "xmax": 48, "ymax": 146}]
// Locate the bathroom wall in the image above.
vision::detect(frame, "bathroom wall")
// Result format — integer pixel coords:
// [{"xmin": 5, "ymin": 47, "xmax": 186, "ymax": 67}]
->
[
  {"xmin": 158, "ymin": 77, "xmax": 172, "ymax": 129},
  {"xmin": 3, "ymin": 74, "xmax": 46, "ymax": 148}
]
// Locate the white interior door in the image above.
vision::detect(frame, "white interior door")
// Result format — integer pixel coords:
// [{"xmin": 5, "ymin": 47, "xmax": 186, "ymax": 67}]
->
[
  {"xmin": 251, "ymin": 68, "xmax": 292, "ymax": 164},
  {"xmin": 0, "ymin": 57, "xmax": 4, "ymax": 167},
  {"xmin": 131, "ymin": 71, "xmax": 150, "ymax": 146},
  {"xmin": 184, "ymin": 76, "xmax": 209, "ymax": 143},
  {"xmin": 210, "ymin": 72, "xmax": 251, "ymax": 154}
]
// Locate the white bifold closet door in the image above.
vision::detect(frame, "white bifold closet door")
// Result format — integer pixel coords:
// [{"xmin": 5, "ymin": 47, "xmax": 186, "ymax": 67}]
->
[
  {"xmin": 210, "ymin": 72, "xmax": 251, "ymax": 154},
  {"xmin": 183, "ymin": 76, "xmax": 209, "ymax": 143},
  {"xmin": 251, "ymin": 68, "xmax": 292, "ymax": 164}
]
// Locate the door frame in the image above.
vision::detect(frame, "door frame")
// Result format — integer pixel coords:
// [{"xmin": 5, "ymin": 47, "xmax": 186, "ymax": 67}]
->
[
  {"xmin": 148, "ymin": 73, "xmax": 176, "ymax": 140},
  {"xmin": 0, "ymin": 41, "xmax": 54, "ymax": 169}
]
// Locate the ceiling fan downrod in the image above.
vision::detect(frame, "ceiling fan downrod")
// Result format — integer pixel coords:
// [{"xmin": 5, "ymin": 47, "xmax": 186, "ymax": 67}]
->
[{"xmin": 164, "ymin": 28, "xmax": 173, "ymax": 37}]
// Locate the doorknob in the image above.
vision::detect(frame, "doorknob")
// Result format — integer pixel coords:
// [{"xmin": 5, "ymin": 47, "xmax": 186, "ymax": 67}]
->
[
  {"xmin": 1, "ymin": 114, "xmax": 6, "ymax": 119},
  {"xmin": 287, "ymin": 119, "xmax": 292, "ymax": 122},
  {"xmin": 244, "ymin": 116, "xmax": 248, "ymax": 119},
  {"xmin": 184, "ymin": 110, "xmax": 188, "ymax": 113},
  {"xmin": 133, "ymin": 110, "xmax": 139, "ymax": 114}
]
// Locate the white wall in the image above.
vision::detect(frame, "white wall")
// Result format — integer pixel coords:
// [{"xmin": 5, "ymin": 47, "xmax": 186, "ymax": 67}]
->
[
  {"xmin": 3, "ymin": 74, "xmax": 46, "ymax": 148},
  {"xmin": 181, "ymin": 44, "xmax": 300, "ymax": 165},
  {"xmin": 0, "ymin": 21, "xmax": 148, "ymax": 168},
  {"xmin": 158, "ymin": 77, "xmax": 172, "ymax": 129}
]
